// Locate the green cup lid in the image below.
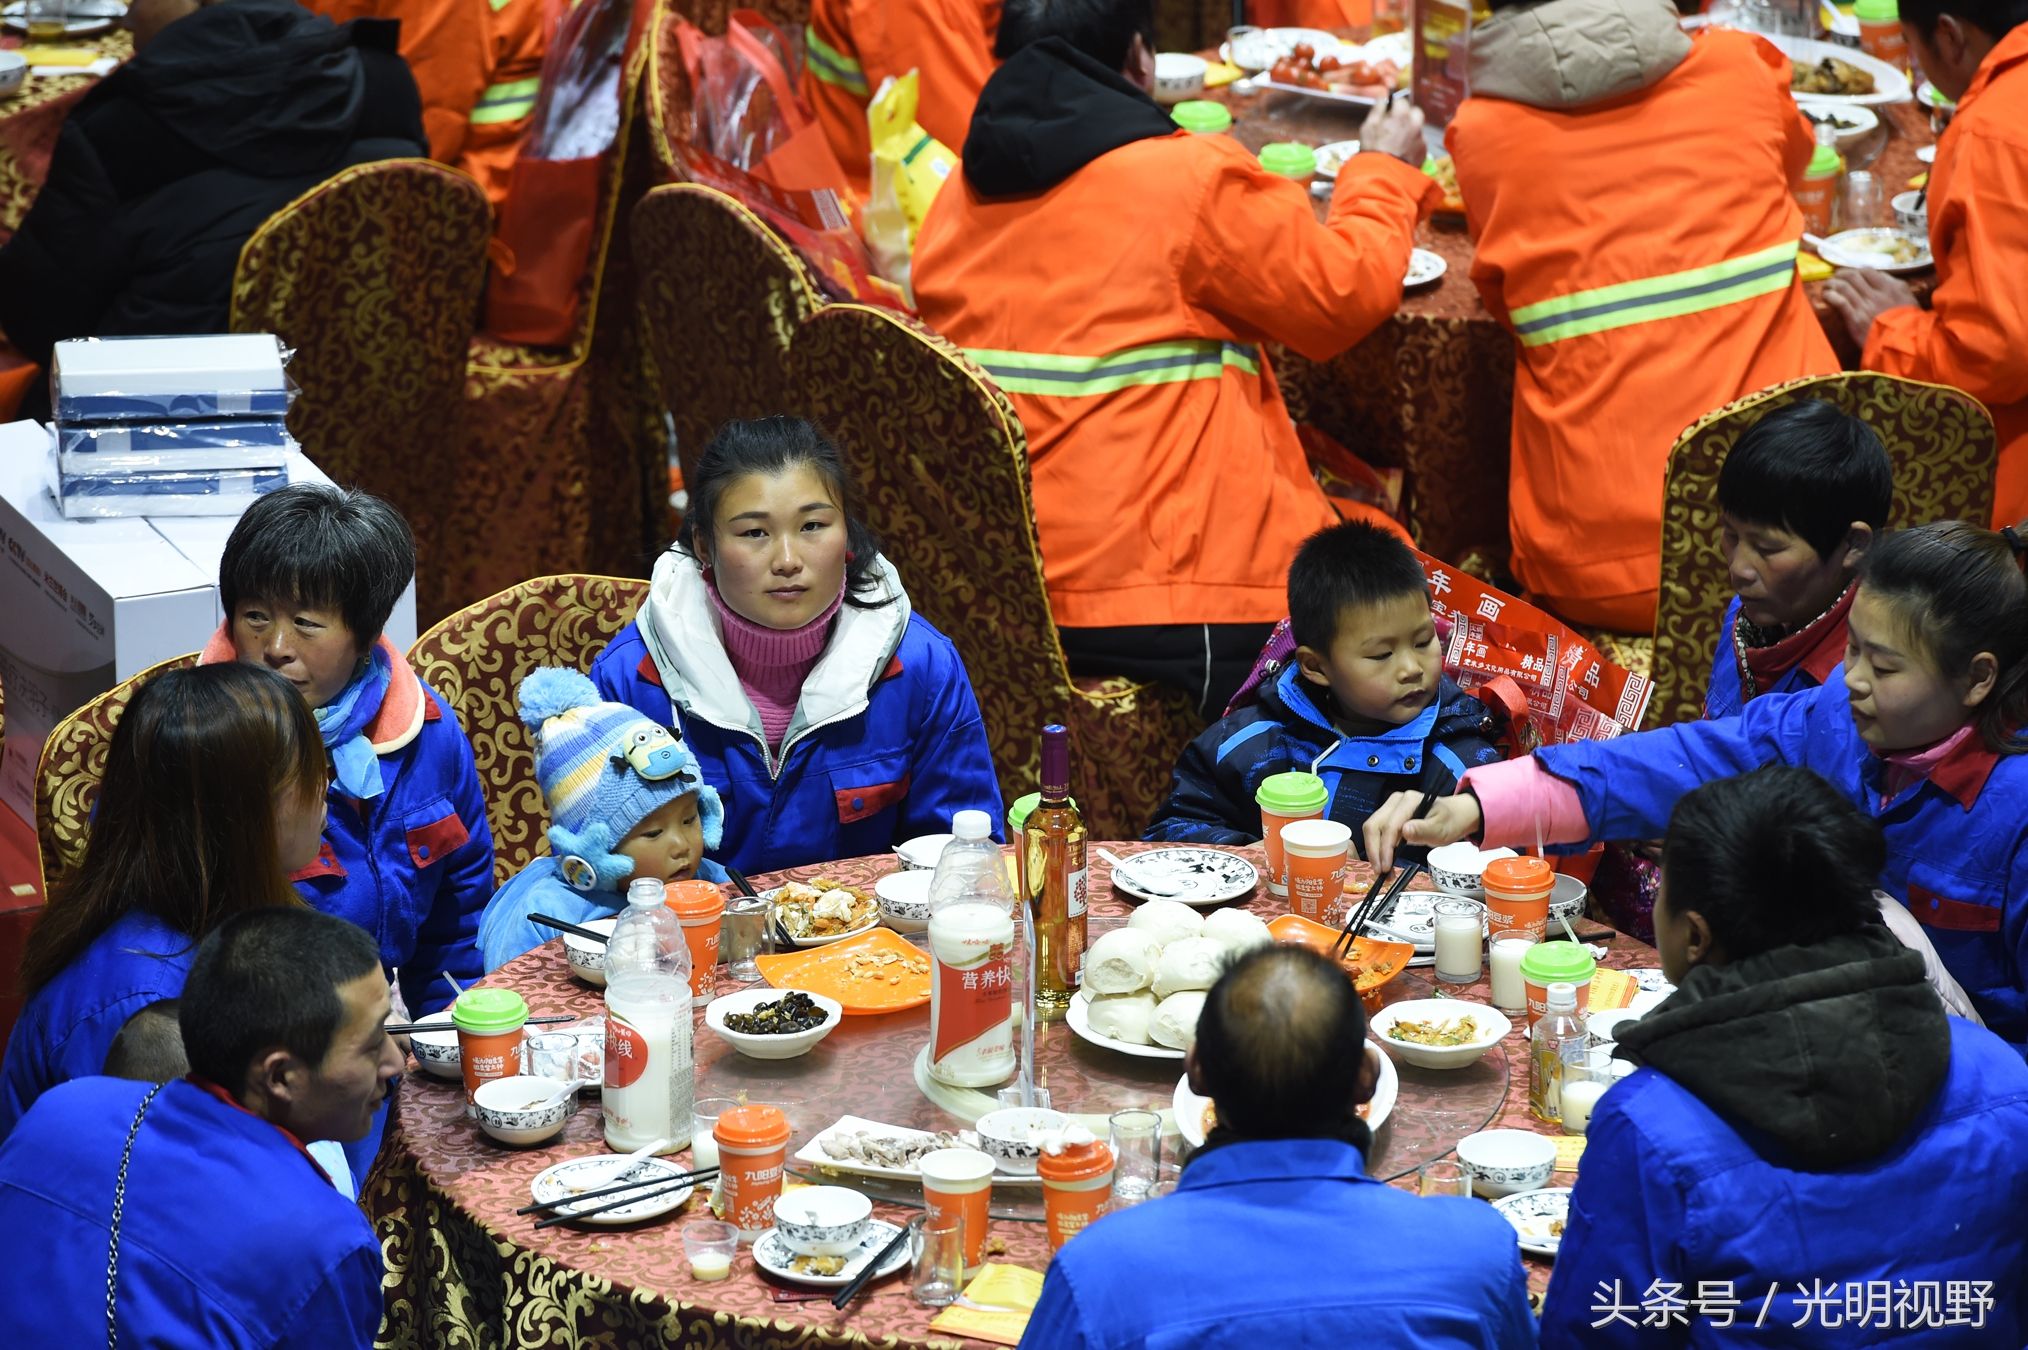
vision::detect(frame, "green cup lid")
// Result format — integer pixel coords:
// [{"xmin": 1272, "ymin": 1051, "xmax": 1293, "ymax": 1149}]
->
[
  {"xmin": 1008, "ymin": 791, "xmax": 1080, "ymax": 833},
  {"xmin": 451, "ymin": 988, "xmax": 528, "ymax": 1035},
  {"xmin": 1171, "ymin": 100, "xmax": 1232, "ymax": 133},
  {"xmin": 1256, "ymin": 771, "xmax": 1329, "ymax": 814},
  {"xmin": 1259, "ymin": 142, "xmax": 1318, "ymax": 179},
  {"xmin": 1518, "ymin": 940, "xmax": 1597, "ymax": 984},
  {"xmin": 1807, "ymin": 143, "xmax": 1844, "ymax": 177},
  {"xmin": 1853, "ymin": 0, "xmax": 1897, "ymax": 19}
]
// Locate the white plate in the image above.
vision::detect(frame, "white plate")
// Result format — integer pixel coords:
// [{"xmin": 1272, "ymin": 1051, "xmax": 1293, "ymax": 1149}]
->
[
  {"xmin": 753, "ymin": 1218, "xmax": 912, "ymax": 1288},
  {"xmin": 1313, "ymin": 139, "xmax": 1361, "ymax": 178},
  {"xmin": 1221, "ymin": 26, "xmax": 1345, "ymax": 71},
  {"xmin": 1108, "ymin": 847, "xmax": 1258, "ymax": 906},
  {"xmin": 766, "ymin": 886, "xmax": 882, "ymax": 948},
  {"xmin": 1172, "ymin": 1037, "xmax": 1396, "ymax": 1148},
  {"xmin": 1360, "ymin": 889, "xmax": 1457, "ymax": 950},
  {"xmin": 1493, "ymin": 1186, "xmax": 1571, "ymax": 1258},
  {"xmin": 794, "ymin": 1114, "xmax": 1040, "ymax": 1186},
  {"xmin": 1776, "ymin": 35, "xmax": 1911, "ymax": 106},
  {"xmin": 1405, "ymin": 248, "xmax": 1446, "ymax": 289},
  {"xmin": 1067, "ymin": 989, "xmax": 1184, "ymax": 1059},
  {"xmin": 2, "ymin": 0, "xmax": 123, "ymax": 36},
  {"xmin": 528, "ymin": 1155, "xmax": 697, "ymax": 1226},
  {"xmin": 1256, "ymin": 77, "xmax": 1385, "ymax": 108},
  {"xmin": 1817, "ymin": 227, "xmax": 1932, "ymax": 274}
]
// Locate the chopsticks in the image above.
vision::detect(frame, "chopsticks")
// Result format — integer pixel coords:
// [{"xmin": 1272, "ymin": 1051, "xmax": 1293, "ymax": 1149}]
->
[
  {"xmin": 386, "ymin": 1014, "xmax": 577, "ymax": 1035},
  {"xmin": 528, "ymin": 1166, "xmax": 720, "ymax": 1229},
  {"xmin": 831, "ymin": 1217, "xmax": 917, "ymax": 1309},
  {"xmin": 531, "ymin": 913, "xmax": 611, "ymax": 943},
  {"xmin": 1333, "ymin": 792, "xmax": 1434, "ymax": 958},
  {"xmin": 730, "ymin": 866, "xmax": 796, "ymax": 949}
]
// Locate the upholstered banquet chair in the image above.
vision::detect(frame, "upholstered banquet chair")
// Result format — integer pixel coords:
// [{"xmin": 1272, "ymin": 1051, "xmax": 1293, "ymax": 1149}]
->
[
  {"xmin": 228, "ymin": 158, "xmax": 491, "ymax": 620},
  {"xmin": 408, "ymin": 575, "xmax": 650, "ymax": 887},
  {"xmin": 632, "ymin": 183, "xmax": 827, "ymax": 491},
  {"xmin": 789, "ymin": 303, "xmax": 1206, "ymax": 838},
  {"xmin": 35, "ymin": 654, "xmax": 199, "ymax": 896},
  {"xmin": 1648, "ymin": 372, "xmax": 1997, "ymax": 727}
]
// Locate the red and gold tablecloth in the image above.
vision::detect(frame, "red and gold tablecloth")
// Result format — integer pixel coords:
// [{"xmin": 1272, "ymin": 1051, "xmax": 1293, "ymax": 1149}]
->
[
  {"xmin": 368, "ymin": 842, "xmax": 1656, "ymax": 1348},
  {"xmin": 0, "ymin": 32, "xmax": 130, "ymax": 242}
]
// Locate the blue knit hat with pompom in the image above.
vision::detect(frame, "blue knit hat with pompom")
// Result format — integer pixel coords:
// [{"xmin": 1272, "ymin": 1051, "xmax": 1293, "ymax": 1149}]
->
[{"xmin": 517, "ymin": 667, "xmax": 723, "ymax": 893}]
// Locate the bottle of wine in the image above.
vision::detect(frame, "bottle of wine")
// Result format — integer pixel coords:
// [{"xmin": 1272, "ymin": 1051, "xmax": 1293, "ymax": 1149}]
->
[{"xmin": 1022, "ymin": 723, "xmax": 1087, "ymax": 1013}]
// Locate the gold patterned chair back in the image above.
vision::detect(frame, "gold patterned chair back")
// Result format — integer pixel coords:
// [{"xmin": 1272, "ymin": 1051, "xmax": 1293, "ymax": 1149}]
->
[
  {"xmin": 632, "ymin": 183, "xmax": 825, "ymax": 488},
  {"xmin": 408, "ymin": 575, "xmax": 651, "ymax": 887},
  {"xmin": 1651, "ymin": 372, "xmax": 1998, "ymax": 726},
  {"xmin": 789, "ymin": 303, "xmax": 1204, "ymax": 837},
  {"xmin": 229, "ymin": 158, "xmax": 491, "ymax": 619},
  {"xmin": 35, "ymin": 653, "xmax": 200, "ymax": 897}
]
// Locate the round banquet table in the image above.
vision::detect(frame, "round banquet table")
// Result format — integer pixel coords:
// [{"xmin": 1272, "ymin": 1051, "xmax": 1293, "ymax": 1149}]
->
[
  {"xmin": 1209, "ymin": 68, "xmax": 1938, "ymax": 571},
  {"xmin": 0, "ymin": 30, "xmax": 132, "ymax": 242},
  {"xmin": 368, "ymin": 842, "xmax": 1661, "ymax": 1348}
]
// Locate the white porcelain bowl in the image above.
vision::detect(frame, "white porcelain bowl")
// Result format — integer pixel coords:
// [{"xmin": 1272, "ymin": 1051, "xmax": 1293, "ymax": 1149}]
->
[
  {"xmin": 0, "ymin": 52, "xmax": 26, "ymax": 102},
  {"xmin": 1892, "ymin": 189, "xmax": 1928, "ymax": 235},
  {"xmin": 562, "ymin": 916, "xmax": 618, "ymax": 987},
  {"xmin": 974, "ymin": 1107, "xmax": 1067, "ymax": 1176},
  {"xmin": 1153, "ymin": 52, "xmax": 1208, "ymax": 105},
  {"xmin": 1369, "ymin": 998, "xmax": 1511, "ymax": 1070},
  {"xmin": 1457, "ymin": 1129, "xmax": 1557, "ymax": 1198},
  {"xmin": 1803, "ymin": 101, "xmax": 1879, "ymax": 153},
  {"xmin": 875, "ymin": 869, "xmax": 933, "ymax": 934},
  {"xmin": 895, "ymin": 834, "xmax": 954, "ymax": 870},
  {"xmin": 773, "ymin": 1184, "xmax": 873, "ymax": 1256},
  {"xmin": 473, "ymin": 1075, "xmax": 571, "ymax": 1146},
  {"xmin": 408, "ymin": 1009, "xmax": 463, "ymax": 1079},
  {"xmin": 1549, "ymin": 873, "xmax": 1588, "ymax": 925},
  {"xmin": 704, "ymin": 987, "xmax": 843, "ymax": 1060},
  {"xmin": 1426, "ymin": 842, "xmax": 1489, "ymax": 898}
]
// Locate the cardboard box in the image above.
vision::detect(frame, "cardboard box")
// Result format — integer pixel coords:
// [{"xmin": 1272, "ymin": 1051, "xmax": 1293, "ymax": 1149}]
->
[{"xmin": 0, "ymin": 420, "xmax": 419, "ymax": 828}]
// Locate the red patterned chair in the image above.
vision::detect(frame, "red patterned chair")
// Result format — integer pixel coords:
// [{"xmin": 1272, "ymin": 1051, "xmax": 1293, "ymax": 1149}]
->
[
  {"xmin": 228, "ymin": 159, "xmax": 491, "ymax": 621},
  {"xmin": 1648, "ymin": 372, "xmax": 1997, "ymax": 726},
  {"xmin": 789, "ymin": 303, "xmax": 1206, "ymax": 838},
  {"xmin": 35, "ymin": 654, "xmax": 200, "ymax": 896},
  {"xmin": 408, "ymin": 575, "xmax": 651, "ymax": 887}
]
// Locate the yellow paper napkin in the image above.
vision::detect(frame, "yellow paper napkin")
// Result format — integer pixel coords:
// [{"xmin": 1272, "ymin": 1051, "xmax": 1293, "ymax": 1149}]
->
[
  {"xmin": 928, "ymin": 1264, "xmax": 1046, "ymax": 1347},
  {"xmin": 21, "ymin": 46, "xmax": 100, "ymax": 64},
  {"xmin": 1554, "ymin": 1134, "xmax": 1588, "ymax": 1172}
]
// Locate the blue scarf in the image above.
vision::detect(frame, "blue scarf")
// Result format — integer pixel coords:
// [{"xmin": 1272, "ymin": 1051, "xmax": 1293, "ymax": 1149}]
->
[{"xmin": 315, "ymin": 646, "xmax": 392, "ymax": 801}]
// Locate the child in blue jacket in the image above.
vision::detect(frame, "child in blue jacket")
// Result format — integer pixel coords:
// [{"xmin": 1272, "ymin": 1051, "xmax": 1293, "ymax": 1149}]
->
[
  {"xmin": 1147, "ymin": 520, "xmax": 1504, "ymax": 851},
  {"xmin": 479, "ymin": 669, "xmax": 729, "ymax": 970},
  {"xmin": 1367, "ymin": 520, "xmax": 2028, "ymax": 1050},
  {"xmin": 1705, "ymin": 399, "xmax": 1891, "ymax": 719}
]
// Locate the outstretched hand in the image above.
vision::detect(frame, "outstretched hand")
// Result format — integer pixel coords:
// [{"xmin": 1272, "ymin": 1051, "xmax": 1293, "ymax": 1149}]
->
[{"xmin": 1362, "ymin": 790, "xmax": 1483, "ymax": 875}]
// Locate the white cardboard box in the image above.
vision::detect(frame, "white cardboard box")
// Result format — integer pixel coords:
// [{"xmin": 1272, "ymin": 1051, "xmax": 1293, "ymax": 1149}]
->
[{"xmin": 0, "ymin": 420, "xmax": 418, "ymax": 827}]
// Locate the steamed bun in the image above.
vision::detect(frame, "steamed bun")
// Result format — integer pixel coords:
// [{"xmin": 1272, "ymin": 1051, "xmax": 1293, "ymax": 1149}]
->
[
  {"xmin": 1151, "ymin": 936, "xmax": 1227, "ymax": 998},
  {"xmin": 1084, "ymin": 928, "xmax": 1161, "ymax": 995},
  {"xmin": 1202, "ymin": 907, "xmax": 1272, "ymax": 956},
  {"xmin": 1085, "ymin": 991, "xmax": 1158, "ymax": 1045},
  {"xmin": 1151, "ymin": 990, "xmax": 1207, "ymax": 1051},
  {"xmin": 1128, "ymin": 899, "xmax": 1204, "ymax": 947}
]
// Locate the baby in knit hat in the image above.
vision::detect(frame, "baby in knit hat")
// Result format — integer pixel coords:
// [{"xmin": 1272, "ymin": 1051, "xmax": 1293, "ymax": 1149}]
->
[{"xmin": 477, "ymin": 668, "xmax": 729, "ymax": 970}]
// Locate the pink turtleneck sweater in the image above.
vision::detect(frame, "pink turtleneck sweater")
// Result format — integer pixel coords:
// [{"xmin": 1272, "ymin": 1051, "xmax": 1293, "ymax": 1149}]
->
[{"xmin": 709, "ymin": 580, "xmax": 845, "ymax": 748}]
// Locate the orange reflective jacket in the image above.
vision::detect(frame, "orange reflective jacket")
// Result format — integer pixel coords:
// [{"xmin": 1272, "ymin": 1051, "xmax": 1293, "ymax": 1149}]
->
[
  {"xmin": 916, "ymin": 103, "xmax": 1436, "ymax": 630},
  {"xmin": 457, "ymin": 0, "xmax": 556, "ymax": 208},
  {"xmin": 803, "ymin": 0, "xmax": 997, "ymax": 199},
  {"xmin": 1449, "ymin": 29, "xmax": 1839, "ymax": 631},
  {"xmin": 1867, "ymin": 26, "xmax": 2028, "ymax": 528}
]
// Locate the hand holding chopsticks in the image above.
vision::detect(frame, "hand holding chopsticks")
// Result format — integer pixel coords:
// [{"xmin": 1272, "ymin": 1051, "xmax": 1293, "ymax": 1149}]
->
[
  {"xmin": 1360, "ymin": 789, "xmax": 1485, "ymax": 876},
  {"xmin": 1335, "ymin": 793, "xmax": 1434, "ymax": 958}
]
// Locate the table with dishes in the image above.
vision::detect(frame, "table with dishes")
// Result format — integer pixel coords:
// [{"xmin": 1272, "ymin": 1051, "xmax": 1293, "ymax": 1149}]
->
[
  {"xmin": 368, "ymin": 839, "xmax": 1662, "ymax": 1348},
  {"xmin": 0, "ymin": 6, "xmax": 130, "ymax": 241},
  {"xmin": 1200, "ymin": 26, "xmax": 1938, "ymax": 567}
]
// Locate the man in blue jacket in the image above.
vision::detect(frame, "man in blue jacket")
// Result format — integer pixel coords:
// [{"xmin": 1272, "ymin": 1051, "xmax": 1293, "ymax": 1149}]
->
[
  {"xmin": 0, "ymin": 908, "xmax": 399, "ymax": 1347},
  {"xmin": 1020, "ymin": 944, "xmax": 1536, "ymax": 1349}
]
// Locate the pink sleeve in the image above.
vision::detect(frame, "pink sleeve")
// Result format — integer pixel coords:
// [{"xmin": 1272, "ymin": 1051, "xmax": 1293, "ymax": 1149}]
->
[{"xmin": 1459, "ymin": 756, "xmax": 1591, "ymax": 848}]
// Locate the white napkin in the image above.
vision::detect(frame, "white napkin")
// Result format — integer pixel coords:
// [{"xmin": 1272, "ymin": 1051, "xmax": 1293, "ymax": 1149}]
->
[{"xmin": 30, "ymin": 58, "xmax": 118, "ymax": 78}]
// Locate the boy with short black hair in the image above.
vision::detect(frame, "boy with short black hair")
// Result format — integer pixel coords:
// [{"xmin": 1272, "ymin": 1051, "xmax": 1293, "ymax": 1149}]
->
[
  {"xmin": 1147, "ymin": 521, "xmax": 1503, "ymax": 850},
  {"xmin": 1707, "ymin": 399, "xmax": 1894, "ymax": 718}
]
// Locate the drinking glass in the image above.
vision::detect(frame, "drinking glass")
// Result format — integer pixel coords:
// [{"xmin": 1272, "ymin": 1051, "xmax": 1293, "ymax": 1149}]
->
[
  {"xmin": 1107, "ymin": 1109, "xmax": 1162, "ymax": 1209},
  {"xmin": 1842, "ymin": 170, "xmax": 1885, "ymax": 231},
  {"xmin": 1432, "ymin": 898, "xmax": 1485, "ymax": 984},
  {"xmin": 25, "ymin": 0, "xmax": 69, "ymax": 41},
  {"xmin": 525, "ymin": 1032, "xmax": 578, "ymax": 1087},
  {"xmin": 691, "ymin": 1097, "xmax": 741, "ymax": 1172},
  {"xmin": 1418, "ymin": 1159, "xmax": 1472, "ymax": 1198},
  {"xmin": 682, "ymin": 1219, "xmax": 738, "ymax": 1281},
  {"xmin": 722, "ymin": 899, "xmax": 768, "ymax": 983},
  {"xmin": 909, "ymin": 1218, "xmax": 965, "ymax": 1307},
  {"xmin": 1559, "ymin": 1046, "xmax": 1617, "ymax": 1137},
  {"xmin": 1488, "ymin": 928, "xmax": 1537, "ymax": 1014},
  {"xmin": 1148, "ymin": 1160, "xmax": 1184, "ymax": 1200}
]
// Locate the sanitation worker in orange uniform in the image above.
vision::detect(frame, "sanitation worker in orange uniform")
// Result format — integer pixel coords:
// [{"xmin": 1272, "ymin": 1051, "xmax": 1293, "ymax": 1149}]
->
[
  {"xmin": 1826, "ymin": 0, "xmax": 2028, "ymax": 528},
  {"xmin": 912, "ymin": 0, "xmax": 1437, "ymax": 719},
  {"xmin": 1448, "ymin": 0, "xmax": 1840, "ymax": 634},
  {"xmin": 803, "ymin": 0, "xmax": 999, "ymax": 199}
]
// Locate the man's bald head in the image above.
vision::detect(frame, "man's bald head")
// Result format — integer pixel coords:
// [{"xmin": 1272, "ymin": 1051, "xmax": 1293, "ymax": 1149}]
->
[{"xmin": 1189, "ymin": 945, "xmax": 1375, "ymax": 1141}]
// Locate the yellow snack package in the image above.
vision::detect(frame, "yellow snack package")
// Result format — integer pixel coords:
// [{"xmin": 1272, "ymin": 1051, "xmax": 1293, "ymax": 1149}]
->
[
  {"xmin": 864, "ymin": 70, "xmax": 958, "ymax": 301},
  {"xmin": 1797, "ymin": 252, "xmax": 1835, "ymax": 284}
]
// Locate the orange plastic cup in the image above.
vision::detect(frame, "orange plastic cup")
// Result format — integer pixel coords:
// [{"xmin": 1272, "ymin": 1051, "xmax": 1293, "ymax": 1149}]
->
[
  {"xmin": 1484, "ymin": 856, "xmax": 1553, "ymax": 943},
  {"xmin": 665, "ymin": 879, "xmax": 726, "ymax": 1007},
  {"xmin": 715, "ymin": 1103, "xmax": 791, "ymax": 1237},
  {"xmin": 1280, "ymin": 819, "xmax": 1353, "ymax": 922},
  {"xmin": 919, "ymin": 1146, "xmax": 995, "ymax": 1272},
  {"xmin": 450, "ymin": 987, "xmax": 527, "ymax": 1115},
  {"xmin": 1039, "ymin": 1138, "xmax": 1115, "ymax": 1252}
]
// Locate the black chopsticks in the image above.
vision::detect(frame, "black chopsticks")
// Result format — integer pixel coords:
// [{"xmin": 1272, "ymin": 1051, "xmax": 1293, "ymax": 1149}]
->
[
  {"xmin": 386, "ymin": 1014, "xmax": 576, "ymax": 1035},
  {"xmin": 531, "ymin": 913, "xmax": 612, "ymax": 943},
  {"xmin": 730, "ymin": 867, "xmax": 796, "ymax": 949},
  {"xmin": 526, "ymin": 1165, "xmax": 720, "ymax": 1229},
  {"xmin": 1334, "ymin": 792, "xmax": 1435, "ymax": 958},
  {"xmin": 831, "ymin": 1217, "xmax": 917, "ymax": 1308}
]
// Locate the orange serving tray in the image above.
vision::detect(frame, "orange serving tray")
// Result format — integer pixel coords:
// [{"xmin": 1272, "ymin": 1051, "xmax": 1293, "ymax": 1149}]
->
[
  {"xmin": 1267, "ymin": 914, "xmax": 1415, "ymax": 994},
  {"xmin": 754, "ymin": 926, "xmax": 932, "ymax": 1015}
]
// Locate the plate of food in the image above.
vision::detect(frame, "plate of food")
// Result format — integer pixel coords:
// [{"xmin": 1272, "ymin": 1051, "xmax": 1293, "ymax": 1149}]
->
[
  {"xmin": 1106, "ymin": 847, "xmax": 1258, "ymax": 906},
  {"xmin": 1404, "ymin": 248, "xmax": 1447, "ymax": 289},
  {"xmin": 1493, "ymin": 1186, "xmax": 1571, "ymax": 1258},
  {"xmin": 1422, "ymin": 155, "xmax": 1465, "ymax": 217},
  {"xmin": 1173, "ymin": 1036, "xmax": 1396, "ymax": 1148},
  {"xmin": 1817, "ymin": 227, "xmax": 1932, "ymax": 274},
  {"xmin": 1221, "ymin": 25, "xmax": 1344, "ymax": 72},
  {"xmin": 1343, "ymin": 888, "xmax": 1456, "ymax": 950},
  {"xmin": 1368, "ymin": 997, "xmax": 1511, "ymax": 1070},
  {"xmin": 1264, "ymin": 913, "xmax": 1414, "ymax": 996},
  {"xmin": 1256, "ymin": 40, "xmax": 1405, "ymax": 106},
  {"xmin": 1313, "ymin": 139, "xmax": 1361, "ymax": 178},
  {"xmin": 528, "ymin": 1155, "xmax": 697, "ymax": 1226},
  {"xmin": 770, "ymin": 878, "xmax": 880, "ymax": 947},
  {"xmin": 753, "ymin": 1217, "xmax": 914, "ymax": 1287},
  {"xmin": 795, "ymin": 1115, "xmax": 1041, "ymax": 1185},
  {"xmin": 1800, "ymin": 102, "xmax": 1880, "ymax": 152},
  {"xmin": 754, "ymin": 925, "xmax": 931, "ymax": 1014},
  {"xmin": 1, "ymin": 0, "xmax": 125, "ymax": 37},
  {"xmin": 1776, "ymin": 36, "xmax": 1911, "ymax": 106},
  {"xmin": 1067, "ymin": 988, "xmax": 1189, "ymax": 1059}
]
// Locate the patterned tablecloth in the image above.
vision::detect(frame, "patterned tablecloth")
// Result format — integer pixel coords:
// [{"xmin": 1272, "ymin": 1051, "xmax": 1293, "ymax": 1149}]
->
[
  {"xmin": 1215, "ymin": 75, "xmax": 1936, "ymax": 571},
  {"xmin": 0, "ymin": 31, "xmax": 131, "ymax": 242},
  {"xmin": 369, "ymin": 842, "xmax": 1658, "ymax": 1348}
]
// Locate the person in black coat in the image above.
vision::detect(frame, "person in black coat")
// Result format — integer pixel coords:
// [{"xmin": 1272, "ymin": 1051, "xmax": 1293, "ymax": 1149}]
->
[{"xmin": 0, "ymin": 0, "xmax": 426, "ymax": 380}]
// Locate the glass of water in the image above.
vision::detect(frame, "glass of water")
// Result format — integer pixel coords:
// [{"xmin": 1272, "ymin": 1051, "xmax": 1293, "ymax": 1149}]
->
[
  {"xmin": 1107, "ymin": 1108, "xmax": 1162, "ymax": 1209},
  {"xmin": 722, "ymin": 898, "xmax": 768, "ymax": 983},
  {"xmin": 1842, "ymin": 170, "xmax": 1886, "ymax": 231},
  {"xmin": 909, "ymin": 1217, "xmax": 964, "ymax": 1307}
]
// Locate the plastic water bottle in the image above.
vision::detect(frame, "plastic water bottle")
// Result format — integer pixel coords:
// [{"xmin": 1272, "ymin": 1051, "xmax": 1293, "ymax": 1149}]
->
[
  {"xmin": 926, "ymin": 810, "xmax": 1019, "ymax": 1087},
  {"xmin": 603, "ymin": 877, "xmax": 693, "ymax": 1153},
  {"xmin": 1530, "ymin": 981, "xmax": 1586, "ymax": 1126}
]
